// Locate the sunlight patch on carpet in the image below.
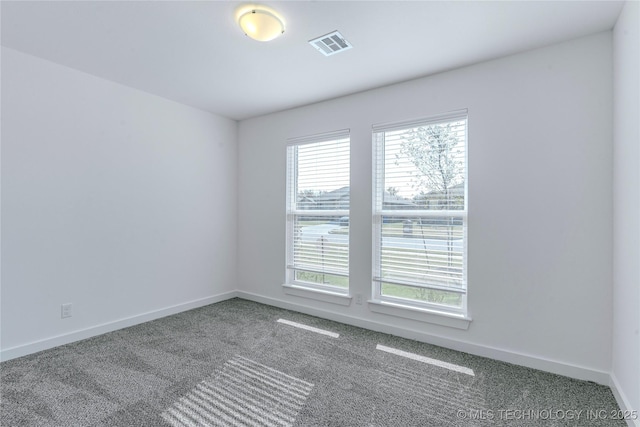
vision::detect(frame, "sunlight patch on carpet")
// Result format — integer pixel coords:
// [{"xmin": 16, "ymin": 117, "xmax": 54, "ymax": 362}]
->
[
  {"xmin": 277, "ymin": 319, "xmax": 339, "ymax": 338},
  {"xmin": 161, "ymin": 356, "xmax": 313, "ymax": 427},
  {"xmin": 376, "ymin": 344, "xmax": 475, "ymax": 376}
]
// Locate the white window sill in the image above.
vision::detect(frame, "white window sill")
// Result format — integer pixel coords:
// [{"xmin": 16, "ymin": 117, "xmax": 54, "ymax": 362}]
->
[
  {"xmin": 368, "ymin": 299, "xmax": 472, "ymax": 330},
  {"xmin": 282, "ymin": 284, "xmax": 352, "ymax": 306}
]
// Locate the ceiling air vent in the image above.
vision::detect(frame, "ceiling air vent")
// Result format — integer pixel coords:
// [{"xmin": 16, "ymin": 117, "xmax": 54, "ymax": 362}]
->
[{"xmin": 309, "ymin": 31, "xmax": 352, "ymax": 56}]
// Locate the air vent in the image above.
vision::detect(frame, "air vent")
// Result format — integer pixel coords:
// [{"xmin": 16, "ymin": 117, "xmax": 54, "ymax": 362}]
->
[{"xmin": 309, "ymin": 31, "xmax": 352, "ymax": 56}]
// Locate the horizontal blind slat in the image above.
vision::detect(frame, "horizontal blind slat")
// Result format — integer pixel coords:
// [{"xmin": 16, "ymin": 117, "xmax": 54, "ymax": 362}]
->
[{"xmin": 287, "ymin": 130, "xmax": 350, "ymax": 146}]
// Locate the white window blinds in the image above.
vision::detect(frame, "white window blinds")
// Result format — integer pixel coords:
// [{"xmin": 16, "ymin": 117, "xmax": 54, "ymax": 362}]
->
[
  {"xmin": 286, "ymin": 130, "xmax": 350, "ymax": 291},
  {"xmin": 373, "ymin": 111, "xmax": 467, "ymax": 313}
]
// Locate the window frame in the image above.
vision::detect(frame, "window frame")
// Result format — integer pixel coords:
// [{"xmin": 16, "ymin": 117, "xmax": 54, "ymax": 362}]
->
[
  {"xmin": 285, "ymin": 129, "xmax": 350, "ymax": 295},
  {"xmin": 372, "ymin": 110, "xmax": 468, "ymax": 316}
]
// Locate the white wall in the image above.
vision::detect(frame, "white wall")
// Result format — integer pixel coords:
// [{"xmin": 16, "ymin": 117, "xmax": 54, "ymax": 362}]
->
[
  {"xmin": 612, "ymin": 0, "xmax": 640, "ymax": 419},
  {"xmin": 237, "ymin": 33, "xmax": 613, "ymax": 383},
  {"xmin": 1, "ymin": 47, "xmax": 238, "ymax": 359}
]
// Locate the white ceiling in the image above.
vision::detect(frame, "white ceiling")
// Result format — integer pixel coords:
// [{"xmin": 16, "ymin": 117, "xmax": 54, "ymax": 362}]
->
[{"xmin": 1, "ymin": 1, "xmax": 624, "ymax": 121}]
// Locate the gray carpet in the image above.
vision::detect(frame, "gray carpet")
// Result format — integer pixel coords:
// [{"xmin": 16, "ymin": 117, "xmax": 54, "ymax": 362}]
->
[{"xmin": 0, "ymin": 298, "xmax": 625, "ymax": 426}]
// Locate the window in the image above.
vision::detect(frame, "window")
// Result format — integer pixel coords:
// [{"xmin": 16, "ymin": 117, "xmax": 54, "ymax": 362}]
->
[
  {"xmin": 286, "ymin": 130, "xmax": 350, "ymax": 293},
  {"xmin": 373, "ymin": 111, "xmax": 467, "ymax": 315}
]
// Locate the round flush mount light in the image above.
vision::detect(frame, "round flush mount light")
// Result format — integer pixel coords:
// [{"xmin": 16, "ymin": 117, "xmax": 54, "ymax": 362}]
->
[{"xmin": 236, "ymin": 5, "xmax": 285, "ymax": 42}]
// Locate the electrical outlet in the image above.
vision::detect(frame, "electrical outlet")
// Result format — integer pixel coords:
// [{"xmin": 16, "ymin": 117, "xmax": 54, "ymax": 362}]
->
[
  {"xmin": 355, "ymin": 293, "xmax": 363, "ymax": 305},
  {"xmin": 61, "ymin": 303, "xmax": 72, "ymax": 319}
]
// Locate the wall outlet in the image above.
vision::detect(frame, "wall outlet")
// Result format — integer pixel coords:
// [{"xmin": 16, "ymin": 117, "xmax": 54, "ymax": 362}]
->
[
  {"xmin": 355, "ymin": 293, "xmax": 363, "ymax": 305},
  {"xmin": 61, "ymin": 303, "xmax": 72, "ymax": 319}
]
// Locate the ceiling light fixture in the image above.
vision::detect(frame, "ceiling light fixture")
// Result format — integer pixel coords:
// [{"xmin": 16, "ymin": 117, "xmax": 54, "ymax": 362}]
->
[{"xmin": 236, "ymin": 5, "xmax": 285, "ymax": 42}]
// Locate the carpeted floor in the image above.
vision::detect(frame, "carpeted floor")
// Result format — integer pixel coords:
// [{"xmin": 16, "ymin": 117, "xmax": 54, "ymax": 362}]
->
[{"xmin": 0, "ymin": 298, "xmax": 625, "ymax": 426}]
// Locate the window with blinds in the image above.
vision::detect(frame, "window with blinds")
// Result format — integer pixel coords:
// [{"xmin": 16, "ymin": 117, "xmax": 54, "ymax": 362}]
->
[
  {"xmin": 286, "ymin": 130, "xmax": 350, "ymax": 292},
  {"xmin": 373, "ymin": 111, "xmax": 467, "ymax": 313}
]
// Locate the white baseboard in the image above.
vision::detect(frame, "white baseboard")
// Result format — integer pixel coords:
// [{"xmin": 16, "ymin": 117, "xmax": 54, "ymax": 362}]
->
[
  {"xmin": 610, "ymin": 373, "xmax": 640, "ymax": 427},
  {"xmin": 0, "ymin": 291, "xmax": 239, "ymax": 362},
  {"xmin": 2, "ymin": 289, "xmax": 614, "ymax": 390},
  {"xmin": 236, "ymin": 290, "xmax": 611, "ymax": 385}
]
